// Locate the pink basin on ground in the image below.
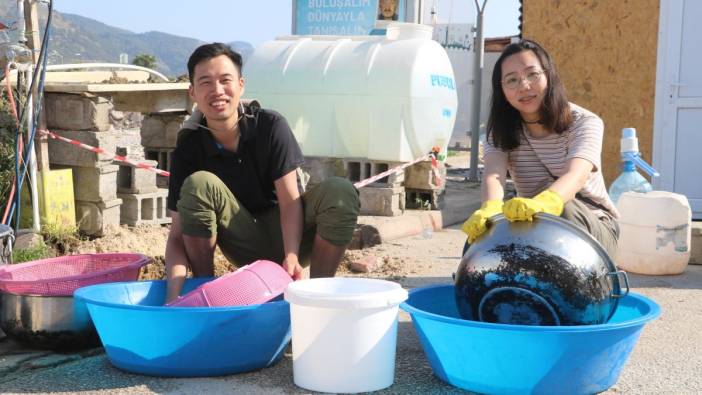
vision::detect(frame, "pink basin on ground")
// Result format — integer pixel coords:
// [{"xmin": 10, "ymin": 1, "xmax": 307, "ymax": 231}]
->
[
  {"xmin": 0, "ymin": 253, "xmax": 151, "ymax": 296},
  {"xmin": 167, "ymin": 260, "xmax": 293, "ymax": 307}
]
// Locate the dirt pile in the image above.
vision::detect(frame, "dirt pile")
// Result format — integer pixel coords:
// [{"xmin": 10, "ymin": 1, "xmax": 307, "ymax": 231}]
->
[{"xmin": 70, "ymin": 223, "xmax": 456, "ymax": 281}]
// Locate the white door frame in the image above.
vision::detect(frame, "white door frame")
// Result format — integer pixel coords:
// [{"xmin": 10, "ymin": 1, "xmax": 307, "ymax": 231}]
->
[
  {"xmin": 652, "ymin": 0, "xmax": 681, "ymax": 192},
  {"xmin": 653, "ymin": 0, "xmax": 702, "ymax": 219}
]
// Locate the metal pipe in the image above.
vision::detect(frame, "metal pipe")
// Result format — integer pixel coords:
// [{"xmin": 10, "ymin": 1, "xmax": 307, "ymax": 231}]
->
[
  {"xmin": 25, "ymin": 68, "xmax": 40, "ymax": 233},
  {"xmin": 417, "ymin": 0, "xmax": 424, "ymax": 24},
  {"xmin": 430, "ymin": 0, "xmax": 438, "ymax": 25},
  {"xmin": 45, "ymin": 63, "xmax": 170, "ymax": 82},
  {"xmin": 16, "ymin": 0, "xmax": 26, "ymax": 43},
  {"xmin": 469, "ymin": 0, "xmax": 487, "ymax": 182},
  {"xmin": 6, "ymin": 63, "xmax": 172, "ymax": 83}
]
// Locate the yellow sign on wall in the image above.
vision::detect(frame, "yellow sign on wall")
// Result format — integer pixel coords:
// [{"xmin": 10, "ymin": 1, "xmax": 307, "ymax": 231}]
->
[{"xmin": 20, "ymin": 168, "xmax": 76, "ymax": 229}]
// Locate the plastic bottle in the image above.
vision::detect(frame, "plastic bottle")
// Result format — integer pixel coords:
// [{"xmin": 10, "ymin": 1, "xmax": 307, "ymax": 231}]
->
[
  {"xmin": 609, "ymin": 161, "xmax": 653, "ymax": 204},
  {"xmin": 608, "ymin": 128, "xmax": 655, "ymax": 205}
]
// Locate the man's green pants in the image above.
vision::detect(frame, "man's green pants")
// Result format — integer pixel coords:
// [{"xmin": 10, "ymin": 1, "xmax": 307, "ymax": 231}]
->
[{"xmin": 176, "ymin": 171, "xmax": 360, "ymax": 266}]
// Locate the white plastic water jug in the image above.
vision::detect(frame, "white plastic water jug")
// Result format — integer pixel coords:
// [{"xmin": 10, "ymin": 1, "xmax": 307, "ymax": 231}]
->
[
  {"xmin": 244, "ymin": 23, "xmax": 458, "ymax": 162},
  {"xmin": 615, "ymin": 191, "xmax": 691, "ymax": 275}
]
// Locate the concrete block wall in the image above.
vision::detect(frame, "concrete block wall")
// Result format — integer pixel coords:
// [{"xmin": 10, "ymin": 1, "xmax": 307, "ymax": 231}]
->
[
  {"xmin": 72, "ymin": 164, "xmax": 119, "ymax": 202},
  {"xmin": 141, "ymin": 113, "xmax": 185, "ymax": 190},
  {"xmin": 45, "ymin": 93, "xmax": 164, "ymax": 235},
  {"xmin": 359, "ymin": 186, "xmax": 405, "ymax": 217},
  {"xmin": 118, "ymin": 160, "xmax": 158, "ymax": 194},
  {"xmin": 343, "ymin": 159, "xmax": 405, "ymax": 188},
  {"xmin": 109, "ymin": 110, "xmax": 143, "ymax": 131},
  {"xmin": 349, "ymin": 159, "xmax": 405, "ymax": 216},
  {"xmin": 140, "ymin": 113, "xmax": 186, "ymax": 148},
  {"xmin": 404, "ymin": 160, "xmax": 447, "ymax": 191},
  {"xmin": 303, "ymin": 155, "xmax": 450, "ymax": 185},
  {"xmin": 45, "ymin": 93, "xmax": 112, "ymax": 132},
  {"xmin": 75, "ymin": 198, "xmax": 122, "ymax": 236},
  {"xmin": 115, "ymin": 129, "xmax": 147, "ymax": 162},
  {"xmin": 303, "ymin": 156, "xmax": 450, "ymax": 216},
  {"xmin": 47, "ymin": 129, "xmax": 119, "ymax": 167},
  {"xmin": 405, "ymin": 188, "xmax": 445, "ymax": 210},
  {"xmin": 403, "ymin": 160, "xmax": 447, "ymax": 210},
  {"xmin": 300, "ymin": 156, "xmax": 406, "ymax": 216},
  {"xmin": 117, "ymin": 189, "xmax": 171, "ymax": 227},
  {"xmin": 45, "ymin": 94, "xmax": 124, "ymax": 236},
  {"xmin": 144, "ymin": 149, "xmax": 173, "ymax": 171},
  {"xmin": 144, "ymin": 148, "xmax": 173, "ymax": 189}
]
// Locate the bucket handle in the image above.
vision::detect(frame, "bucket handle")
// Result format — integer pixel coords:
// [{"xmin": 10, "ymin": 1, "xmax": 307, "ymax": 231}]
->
[{"xmin": 608, "ymin": 270, "xmax": 630, "ymax": 298}]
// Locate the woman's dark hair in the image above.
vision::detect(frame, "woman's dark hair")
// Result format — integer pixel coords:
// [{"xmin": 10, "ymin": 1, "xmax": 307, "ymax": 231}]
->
[
  {"xmin": 486, "ymin": 39, "xmax": 572, "ymax": 150},
  {"xmin": 187, "ymin": 43, "xmax": 243, "ymax": 83}
]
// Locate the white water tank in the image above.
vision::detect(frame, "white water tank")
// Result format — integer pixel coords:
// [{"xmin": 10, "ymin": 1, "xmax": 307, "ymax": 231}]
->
[
  {"xmin": 615, "ymin": 191, "xmax": 692, "ymax": 275},
  {"xmin": 244, "ymin": 23, "xmax": 458, "ymax": 162}
]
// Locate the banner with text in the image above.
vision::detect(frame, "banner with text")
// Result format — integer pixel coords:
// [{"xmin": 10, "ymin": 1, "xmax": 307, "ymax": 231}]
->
[{"xmin": 295, "ymin": 0, "xmax": 408, "ymax": 36}]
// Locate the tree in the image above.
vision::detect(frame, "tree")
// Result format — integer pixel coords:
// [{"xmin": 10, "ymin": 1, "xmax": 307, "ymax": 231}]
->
[{"xmin": 132, "ymin": 54, "xmax": 157, "ymax": 69}]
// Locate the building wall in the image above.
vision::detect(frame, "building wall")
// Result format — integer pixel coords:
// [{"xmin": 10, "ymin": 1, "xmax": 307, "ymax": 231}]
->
[{"xmin": 522, "ymin": 1, "xmax": 659, "ymax": 184}]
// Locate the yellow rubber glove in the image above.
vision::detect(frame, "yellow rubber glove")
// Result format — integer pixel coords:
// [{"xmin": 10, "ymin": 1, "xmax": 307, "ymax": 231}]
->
[
  {"xmin": 462, "ymin": 200, "xmax": 503, "ymax": 243},
  {"xmin": 503, "ymin": 190, "xmax": 564, "ymax": 222}
]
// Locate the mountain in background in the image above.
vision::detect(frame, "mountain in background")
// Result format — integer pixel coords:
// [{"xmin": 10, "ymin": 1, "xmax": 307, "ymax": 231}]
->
[{"xmin": 0, "ymin": 4, "xmax": 255, "ymax": 78}]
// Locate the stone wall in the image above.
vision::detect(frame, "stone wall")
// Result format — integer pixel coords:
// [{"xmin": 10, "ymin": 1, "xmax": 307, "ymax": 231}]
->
[
  {"xmin": 45, "ymin": 92, "xmax": 170, "ymax": 235},
  {"xmin": 522, "ymin": 0, "xmax": 660, "ymax": 184}
]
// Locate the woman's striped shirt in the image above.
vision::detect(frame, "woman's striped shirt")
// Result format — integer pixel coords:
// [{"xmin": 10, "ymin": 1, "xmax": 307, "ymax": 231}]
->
[{"xmin": 484, "ymin": 103, "xmax": 619, "ymax": 219}]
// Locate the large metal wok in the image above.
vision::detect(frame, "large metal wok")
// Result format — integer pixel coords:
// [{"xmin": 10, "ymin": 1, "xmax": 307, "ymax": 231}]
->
[{"xmin": 455, "ymin": 213, "xmax": 629, "ymax": 326}]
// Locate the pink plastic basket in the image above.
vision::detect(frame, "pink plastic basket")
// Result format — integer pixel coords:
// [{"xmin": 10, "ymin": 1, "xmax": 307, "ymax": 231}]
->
[
  {"xmin": 167, "ymin": 260, "xmax": 293, "ymax": 307},
  {"xmin": 0, "ymin": 253, "xmax": 151, "ymax": 296}
]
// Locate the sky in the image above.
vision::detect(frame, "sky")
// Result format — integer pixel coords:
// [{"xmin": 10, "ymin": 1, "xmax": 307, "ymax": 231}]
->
[{"xmin": 54, "ymin": 0, "xmax": 520, "ymax": 46}]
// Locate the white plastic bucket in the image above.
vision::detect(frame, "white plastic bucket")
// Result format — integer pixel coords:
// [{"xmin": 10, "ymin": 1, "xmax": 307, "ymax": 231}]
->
[
  {"xmin": 284, "ymin": 277, "xmax": 408, "ymax": 393},
  {"xmin": 616, "ymin": 191, "xmax": 692, "ymax": 275}
]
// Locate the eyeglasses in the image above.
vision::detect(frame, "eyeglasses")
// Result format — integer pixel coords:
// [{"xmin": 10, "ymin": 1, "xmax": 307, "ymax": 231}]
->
[{"xmin": 501, "ymin": 70, "xmax": 545, "ymax": 90}]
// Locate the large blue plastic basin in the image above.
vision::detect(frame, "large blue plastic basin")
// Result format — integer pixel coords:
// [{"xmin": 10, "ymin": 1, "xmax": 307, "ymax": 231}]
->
[
  {"xmin": 74, "ymin": 278, "xmax": 291, "ymax": 377},
  {"xmin": 401, "ymin": 284, "xmax": 660, "ymax": 395}
]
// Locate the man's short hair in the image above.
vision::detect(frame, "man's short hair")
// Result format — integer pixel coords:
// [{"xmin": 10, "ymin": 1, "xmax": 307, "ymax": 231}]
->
[{"xmin": 187, "ymin": 43, "xmax": 243, "ymax": 83}]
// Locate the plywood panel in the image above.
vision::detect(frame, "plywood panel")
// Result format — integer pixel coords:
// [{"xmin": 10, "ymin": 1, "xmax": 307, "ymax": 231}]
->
[{"xmin": 522, "ymin": 0, "xmax": 660, "ymax": 185}]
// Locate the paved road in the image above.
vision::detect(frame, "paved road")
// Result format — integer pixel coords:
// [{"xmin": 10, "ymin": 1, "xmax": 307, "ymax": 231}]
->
[{"xmin": 1, "ymin": 227, "xmax": 700, "ymax": 394}]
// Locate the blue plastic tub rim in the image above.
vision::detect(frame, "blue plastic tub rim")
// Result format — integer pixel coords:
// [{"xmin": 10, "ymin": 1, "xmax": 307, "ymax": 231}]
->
[
  {"xmin": 400, "ymin": 284, "xmax": 661, "ymax": 333},
  {"xmin": 73, "ymin": 280, "xmax": 290, "ymax": 312}
]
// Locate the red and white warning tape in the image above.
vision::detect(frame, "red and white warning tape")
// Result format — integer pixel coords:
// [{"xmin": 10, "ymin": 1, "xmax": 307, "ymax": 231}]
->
[
  {"xmin": 38, "ymin": 129, "xmax": 170, "ymax": 177},
  {"xmin": 40, "ymin": 128, "xmax": 443, "ymax": 188},
  {"xmin": 353, "ymin": 151, "xmax": 442, "ymax": 189}
]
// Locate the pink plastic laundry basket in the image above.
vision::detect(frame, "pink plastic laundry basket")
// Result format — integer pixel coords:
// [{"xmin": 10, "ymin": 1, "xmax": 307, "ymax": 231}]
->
[
  {"xmin": 167, "ymin": 260, "xmax": 293, "ymax": 307},
  {"xmin": 0, "ymin": 253, "xmax": 151, "ymax": 296}
]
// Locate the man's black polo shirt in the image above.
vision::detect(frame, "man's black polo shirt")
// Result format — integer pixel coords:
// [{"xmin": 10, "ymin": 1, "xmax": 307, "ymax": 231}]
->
[{"xmin": 167, "ymin": 105, "xmax": 304, "ymax": 214}]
